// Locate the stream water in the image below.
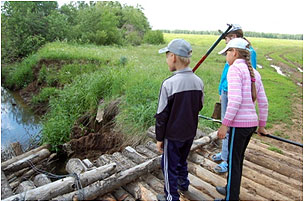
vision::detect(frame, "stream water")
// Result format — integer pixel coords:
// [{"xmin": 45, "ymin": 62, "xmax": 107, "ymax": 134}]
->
[{"xmin": 1, "ymin": 87, "xmax": 42, "ymax": 152}]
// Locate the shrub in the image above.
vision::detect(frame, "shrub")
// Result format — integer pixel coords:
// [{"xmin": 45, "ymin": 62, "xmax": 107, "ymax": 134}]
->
[{"xmin": 143, "ymin": 30, "xmax": 165, "ymax": 45}]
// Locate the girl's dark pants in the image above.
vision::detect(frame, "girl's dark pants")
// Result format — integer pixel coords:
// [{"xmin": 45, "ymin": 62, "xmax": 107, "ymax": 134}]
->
[
  {"xmin": 225, "ymin": 127, "xmax": 257, "ymax": 201},
  {"xmin": 161, "ymin": 138, "xmax": 194, "ymax": 201}
]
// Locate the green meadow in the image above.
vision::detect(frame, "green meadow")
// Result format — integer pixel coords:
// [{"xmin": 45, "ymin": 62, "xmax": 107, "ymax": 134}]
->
[{"xmin": 2, "ymin": 33, "xmax": 303, "ymax": 150}]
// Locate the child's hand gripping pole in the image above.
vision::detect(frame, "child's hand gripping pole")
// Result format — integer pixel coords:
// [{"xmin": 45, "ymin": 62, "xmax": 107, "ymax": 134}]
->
[{"xmin": 192, "ymin": 24, "xmax": 233, "ymax": 73}]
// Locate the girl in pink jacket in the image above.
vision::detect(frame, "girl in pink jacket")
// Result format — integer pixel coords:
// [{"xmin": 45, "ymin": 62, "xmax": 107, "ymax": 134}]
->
[{"xmin": 216, "ymin": 38, "xmax": 268, "ymax": 201}]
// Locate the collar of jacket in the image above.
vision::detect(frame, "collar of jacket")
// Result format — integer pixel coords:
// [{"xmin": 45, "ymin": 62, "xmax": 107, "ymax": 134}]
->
[{"xmin": 173, "ymin": 67, "xmax": 192, "ymax": 75}]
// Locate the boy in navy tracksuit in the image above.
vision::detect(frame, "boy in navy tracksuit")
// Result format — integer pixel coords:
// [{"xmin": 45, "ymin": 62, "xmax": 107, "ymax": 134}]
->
[{"xmin": 155, "ymin": 39, "xmax": 204, "ymax": 201}]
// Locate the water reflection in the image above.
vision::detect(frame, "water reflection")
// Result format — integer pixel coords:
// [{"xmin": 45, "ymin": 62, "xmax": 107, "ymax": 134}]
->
[{"xmin": 1, "ymin": 87, "xmax": 42, "ymax": 151}]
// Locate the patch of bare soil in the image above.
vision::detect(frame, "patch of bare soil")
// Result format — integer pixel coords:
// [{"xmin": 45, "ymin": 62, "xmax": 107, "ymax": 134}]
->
[{"xmin": 62, "ymin": 99, "xmax": 128, "ymax": 162}]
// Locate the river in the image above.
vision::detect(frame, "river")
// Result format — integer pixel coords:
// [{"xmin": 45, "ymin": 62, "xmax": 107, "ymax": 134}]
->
[{"xmin": 1, "ymin": 87, "xmax": 42, "ymax": 152}]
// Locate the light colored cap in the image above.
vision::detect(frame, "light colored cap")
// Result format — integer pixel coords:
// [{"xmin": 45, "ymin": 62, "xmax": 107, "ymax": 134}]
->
[
  {"xmin": 159, "ymin": 39, "xmax": 192, "ymax": 58},
  {"xmin": 218, "ymin": 38, "xmax": 249, "ymax": 55},
  {"xmin": 228, "ymin": 24, "xmax": 242, "ymax": 33}
]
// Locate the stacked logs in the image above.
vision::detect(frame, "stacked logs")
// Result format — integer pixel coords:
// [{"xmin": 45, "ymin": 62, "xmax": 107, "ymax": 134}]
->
[
  {"xmin": 2, "ymin": 129, "xmax": 216, "ymax": 201},
  {"xmin": 2, "ymin": 127, "xmax": 302, "ymax": 201},
  {"xmin": 1, "ymin": 144, "xmax": 54, "ymax": 197}
]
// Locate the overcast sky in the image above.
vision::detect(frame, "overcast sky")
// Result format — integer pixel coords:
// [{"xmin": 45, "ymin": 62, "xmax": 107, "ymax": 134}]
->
[{"xmin": 118, "ymin": 0, "xmax": 303, "ymax": 35}]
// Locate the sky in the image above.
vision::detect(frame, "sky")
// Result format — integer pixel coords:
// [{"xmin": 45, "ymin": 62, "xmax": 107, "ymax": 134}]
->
[{"xmin": 117, "ymin": 0, "xmax": 304, "ymax": 35}]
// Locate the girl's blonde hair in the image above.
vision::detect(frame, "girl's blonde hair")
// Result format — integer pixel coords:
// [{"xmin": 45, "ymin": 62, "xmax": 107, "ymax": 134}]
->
[{"xmin": 235, "ymin": 47, "xmax": 257, "ymax": 102}]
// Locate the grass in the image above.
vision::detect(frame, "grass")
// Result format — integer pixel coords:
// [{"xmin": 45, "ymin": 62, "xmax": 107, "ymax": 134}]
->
[
  {"xmin": 2, "ymin": 34, "xmax": 302, "ymax": 150},
  {"xmin": 267, "ymin": 146, "xmax": 284, "ymax": 154}
]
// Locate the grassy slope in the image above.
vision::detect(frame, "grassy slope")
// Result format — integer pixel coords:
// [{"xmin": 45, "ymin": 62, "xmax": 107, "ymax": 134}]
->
[{"xmin": 2, "ymin": 35, "xmax": 302, "ymax": 149}]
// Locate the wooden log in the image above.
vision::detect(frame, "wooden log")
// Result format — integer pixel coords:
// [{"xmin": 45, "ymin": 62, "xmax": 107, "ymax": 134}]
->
[
  {"xmin": 16, "ymin": 180, "xmax": 36, "ymax": 193},
  {"xmin": 3, "ymin": 148, "xmax": 51, "ymax": 174},
  {"xmin": 247, "ymin": 142, "xmax": 302, "ymax": 168},
  {"xmin": 123, "ymin": 146, "xmax": 147, "ymax": 164},
  {"xmin": 20, "ymin": 164, "xmax": 44, "ymax": 181},
  {"xmin": 112, "ymin": 152, "xmax": 136, "ymax": 169},
  {"xmin": 135, "ymin": 144, "xmax": 158, "ymax": 158},
  {"xmin": 147, "ymin": 128, "xmax": 218, "ymax": 152},
  {"xmin": 96, "ymin": 154, "xmax": 128, "ymax": 172},
  {"xmin": 112, "ymin": 187, "xmax": 135, "ymax": 201},
  {"xmin": 250, "ymin": 138, "xmax": 303, "ymax": 162},
  {"xmin": 52, "ymin": 156, "xmax": 161, "ymax": 201},
  {"xmin": 188, "ymin": 173, "xmax": 223, "ymax": 199},
  {"xmin": 33, "ymin": 174, "xmax": 52, "ymax": 187},
  {"xmin": 66, "ymin": 158, "xmax": 88, "ymax": 175},
  {"xmin": 180, "ymin": 185, "xmax": 209, "ymax": 201},
  {"xmin": 82, "ymin": 159, "xmax": 96, "ymax": 169},
  {"xmin": 147, "ymin": 126, "xmax": 207, "ymax": 140},
  {"xmin": 245, "ymin": 148, "xmax": 303, "ymax": 180},
  {"xmin": 7, "ymin": 167, "xmax": 29, "ymax": 181},
  {"xmin": 137, "ymin": 181, "xmax": 157, "ymax": 201},
  {"xmin": 145, "ymin": 141, "xmax": 160, "ymax": 154},
  {"xmin": 3, "ymin": 163, "xmax": 116, "ymax": 201},
  {"xmin": 95, "ymin": 193, "xmax": 116, "ymax": 201},
  {"xmin": 242, "ymin": 166, "xmax": 302, "ymax": 201},
  {"xmin": 1, "ymin": 170, "xmax": 13, "ymax": 199},
  {"xmin": 243, "ymin": 159, "xmax": 303, "ymax": 190},
  {"xmin": 202, "ymin": 155, "xmax": 293, "ymax": 201},
  {"xmin": 142, "ymin": 173, "xmax": 164, "ymax": 193},
  {"xmin": 96, "ymin": 154, "xmax": 115, "ymax": 167},
  {"xmin": 122, "ymin": 181, "xmax": 141, "ymax": 200},
  {"xmin": 241, "ymin": 175, "xmax": 293, "ymax": 201},
  {"xmin": 9, "ymin": 180, "xmax": 20, "ymax": 190},
  {"xmin": 1, "ymin": 144, "xmax": 50, "ymax": 170},
  {"xmin": 187, "ymin": 161, "xmax": 267, "ymax": 201}
]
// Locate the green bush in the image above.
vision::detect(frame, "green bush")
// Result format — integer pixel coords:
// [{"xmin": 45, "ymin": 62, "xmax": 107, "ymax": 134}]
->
[{"xmin": 143, "ymin": 30, "xmax": 165, "ymax": 45}]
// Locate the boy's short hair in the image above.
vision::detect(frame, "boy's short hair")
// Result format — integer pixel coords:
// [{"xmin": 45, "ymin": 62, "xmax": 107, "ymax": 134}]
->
[
  {"xmin": 159, "ymin": 39, "xmax": 192, "ymax": 58},
  {"xmin": 176, "ymin": 55, "xmax": 191, "ymax": 66}
]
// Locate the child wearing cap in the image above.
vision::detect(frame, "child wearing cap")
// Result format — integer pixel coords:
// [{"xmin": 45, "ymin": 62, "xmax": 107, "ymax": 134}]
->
[
  {"xmin": 212, "ymin": 24, "xmax": 257, "ymax": 175},
  {"xmin": 217, "ymin": 38, "xmax": 268, "ymax": 201},
  {"xmin": 155, "ymin": 39, "xmax": 204, "ymax": 201}
]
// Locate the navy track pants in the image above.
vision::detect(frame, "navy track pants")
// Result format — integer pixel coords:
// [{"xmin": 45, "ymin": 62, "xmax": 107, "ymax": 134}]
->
[{"xmin": 161, "ymin": 138, "xmax": 194, "ymax": 201}]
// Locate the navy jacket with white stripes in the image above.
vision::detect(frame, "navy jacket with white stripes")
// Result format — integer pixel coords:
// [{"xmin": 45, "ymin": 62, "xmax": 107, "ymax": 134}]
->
[{"xmin": 155, "ymin": 67, "xmax": 204, "ymax": 142}]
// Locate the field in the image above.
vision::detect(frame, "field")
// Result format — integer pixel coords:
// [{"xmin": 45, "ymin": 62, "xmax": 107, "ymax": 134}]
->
[{"xmin": 2, "ymin": 33, "xmax": 303, "ymax": 153}]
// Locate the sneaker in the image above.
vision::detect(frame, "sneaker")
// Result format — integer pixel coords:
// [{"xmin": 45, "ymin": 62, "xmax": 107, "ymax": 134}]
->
[
  {"xmin": 213, "ymin": 161, "xmax": 228, "ymax": 173},
  {"xmin": 177, "ymin": 184, "xmax": 188, "ymax": 192},
  {"xmin": 216, "ymin": 186, "xmax": 226, "ymax": 196},
  {"xmin": 177, "ymin": 179, "xmax": 189, "ymax": 191},
  {"xmin": 211, "ymin": 152, "xmax": 222, "ymax": 161},
  {"xmin": 157, "ymin": 194, "xmax": 167, "ymax": 201}
]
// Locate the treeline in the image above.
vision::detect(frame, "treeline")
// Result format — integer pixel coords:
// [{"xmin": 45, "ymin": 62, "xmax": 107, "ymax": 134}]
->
[
  {"xmin": 161, "ymin": 30, "xmax": 303, "ymax": 40},
  {"xmin": 1, "ymin": 1, "xmax": 164, "ymax": 63}
]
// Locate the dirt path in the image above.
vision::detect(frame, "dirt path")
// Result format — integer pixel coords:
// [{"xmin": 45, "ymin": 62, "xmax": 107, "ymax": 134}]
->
[{"xmin": 258, "ymin": 51, "xmax": 303, "ymax": 153}]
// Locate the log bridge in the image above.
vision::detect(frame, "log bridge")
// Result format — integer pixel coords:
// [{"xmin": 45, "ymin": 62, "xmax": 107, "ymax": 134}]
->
[{"xmin": 1, "ymin": 127, "xmax": 303, "ymax": 201}]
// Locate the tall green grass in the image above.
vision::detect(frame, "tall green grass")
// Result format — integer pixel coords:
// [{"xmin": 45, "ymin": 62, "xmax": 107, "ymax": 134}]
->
[{"xmin": 2, "ymin": 35, "xmax": 302, "ymax": 149}]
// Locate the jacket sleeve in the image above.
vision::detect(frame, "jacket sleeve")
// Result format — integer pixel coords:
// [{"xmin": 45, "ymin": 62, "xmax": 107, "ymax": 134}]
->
[
  {"xmin": 154, "ymin": 84, "xmax": 170, "ymax": 141},
  {"xmin": 222, "ymin": 65, "xmax": 242, "ymax": 126}
]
